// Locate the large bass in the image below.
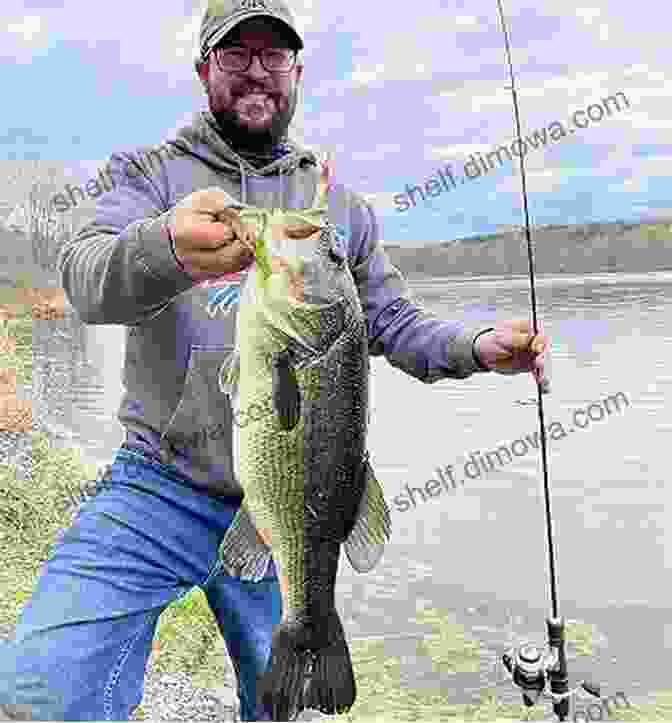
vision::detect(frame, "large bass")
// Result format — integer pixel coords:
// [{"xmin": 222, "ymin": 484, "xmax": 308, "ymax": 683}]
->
[{"xmin": 218, "ymin": 156, "xmax": 391, "ymax": 720}]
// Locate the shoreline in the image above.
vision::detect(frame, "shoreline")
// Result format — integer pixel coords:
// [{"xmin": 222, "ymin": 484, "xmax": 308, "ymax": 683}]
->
[
  {"xmin": 2, "ymin": 423, "xmax": 671, "ymax": 720},
  {"xmin": 2, "ymin": 282, "xmax": 671, "ymax": 720}
]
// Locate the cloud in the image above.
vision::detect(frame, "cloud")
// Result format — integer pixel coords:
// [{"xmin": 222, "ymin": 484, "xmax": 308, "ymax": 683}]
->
[
  {"xmin": 625, "ymin": 112, "xmax": 672, "ymax": 131},
  {"xmin": 630, "ymin": 155, "xmax": 672, "ymax": 178},
  {"xmin": 350, "ymin": 145, "xmax": 403, "ymax": 163},
  {"xmin": 3, "ymin": 0, "xmax": 668, "ymax": 248},
  {"xmin": 175, "ymin": 7, "xmax": 204, "ymax": 64},
  {"xmin": 497, "ymin": 167, "xmax": 571, "ymax": 194},
  {"xmin": 575, "ymin": 6, "xmax": 603, "ymax": 24},
  {"xmin": 6, "ymin": 14, "xmax": 43, "ymax": 42},
  {"xmin": 606, "ymin": 178, "xmax": 645, "ymax": 194},
  {"xmin": 2, "ymin": 13, "xmax": 49, "ymax": 63},
  {"xmin": 429, "ymin": 144, "xmax": 496, "ymax": 161},
  {"xmin": 454, "ymin": 15, "xmax": 483, "ymax": 29}
]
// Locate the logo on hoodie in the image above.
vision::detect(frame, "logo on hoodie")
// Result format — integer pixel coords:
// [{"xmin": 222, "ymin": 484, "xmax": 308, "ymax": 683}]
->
[{"xmin": 200, "ymin": 273, "xmax": 245, "ymax": 318}]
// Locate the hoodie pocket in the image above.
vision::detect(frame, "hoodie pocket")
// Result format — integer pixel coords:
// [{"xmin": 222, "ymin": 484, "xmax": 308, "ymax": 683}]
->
[{"xmin": 159, "ymin": 344, "xmax": 237, "ymax": 479}]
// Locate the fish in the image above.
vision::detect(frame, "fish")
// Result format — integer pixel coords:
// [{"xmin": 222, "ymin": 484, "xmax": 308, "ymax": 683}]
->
[{"xmin": 217, "ymin": 154, "xmax": 391, "ymax": 721}]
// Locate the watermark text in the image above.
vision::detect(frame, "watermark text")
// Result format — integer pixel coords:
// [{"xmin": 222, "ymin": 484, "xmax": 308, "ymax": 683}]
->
[{"xmin": 393, "ymin": 391, "xmax": 630, "ymax": 512}]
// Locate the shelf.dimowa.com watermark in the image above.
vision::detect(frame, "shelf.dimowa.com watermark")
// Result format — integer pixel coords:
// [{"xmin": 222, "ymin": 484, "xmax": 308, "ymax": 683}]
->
[
  {"xmin": 50, "ymin": 144, "xmax": 188, "ymax": 214},
  {"xmin": 392, "ymin": 390, "xmax": 629, "ymax": 512},
  {"xmin": 393, "ymin": 90, "xmax": 631, "ymax": 213}
]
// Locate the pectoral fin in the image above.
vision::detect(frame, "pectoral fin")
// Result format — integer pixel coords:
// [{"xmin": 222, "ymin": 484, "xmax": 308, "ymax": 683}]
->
[
  {"xmin": 218, "ymin": 350, "xmax": 240, "ymax": 399},
  {"xmin": 344, "ymin": 456, "xmax": 392, "ymax": 573},
  {"xmin": 218, "ymin": 503, "xmax": 273, "ymax": 581},
  {"xmin": 271, "ymin": 349, "xmax": 301, "ymax": 431}
]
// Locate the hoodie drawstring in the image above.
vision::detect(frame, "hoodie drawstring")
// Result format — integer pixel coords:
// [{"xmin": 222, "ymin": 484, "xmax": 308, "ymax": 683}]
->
[{"xmin": 237, "ymin": 159, "xmax": 291, "ymax": 208}]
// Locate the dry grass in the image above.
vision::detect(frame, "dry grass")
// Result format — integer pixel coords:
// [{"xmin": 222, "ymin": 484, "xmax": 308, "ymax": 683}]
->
[
  {"xmin": 0, "ymin": 396, "xmax": 32, "ymax": 433},
  {"xmin": 0, "ymin": 286, "xmax": 68, "ymax": 321},
  {"xmin": 343, "ymin": 607, "xmax": 672, "ymax": 721},
  {"xmin": 2, "ymin": 302, "xmax": 671, "ymax": 721},
  {"xmin": 0, "ymin": 316, "xmax": 33, "ymax": 432},
  {"xmin": 0, "ymin": 268, "xmax": 68, "ymax": 321},
  {"xmin": 0, "ymin": 304, "xmax": 230, "ymax": 692}
]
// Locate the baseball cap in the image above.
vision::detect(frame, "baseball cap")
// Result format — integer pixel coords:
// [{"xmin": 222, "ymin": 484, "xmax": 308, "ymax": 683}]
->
[{"xmin": 198, "ymin": 0, "xmax": 304, "ymax": 61}]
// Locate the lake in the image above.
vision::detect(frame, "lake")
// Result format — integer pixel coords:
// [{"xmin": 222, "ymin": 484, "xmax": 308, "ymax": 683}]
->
[{"xmin": 31, "ymin": 269, "xmax": 672, "ymax": 709}]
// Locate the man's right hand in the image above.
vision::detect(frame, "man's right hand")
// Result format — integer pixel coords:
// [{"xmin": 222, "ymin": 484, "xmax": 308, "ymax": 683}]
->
[{"xmin": 169, "ymin": 188, "xmax": 257, "ymax": 279}]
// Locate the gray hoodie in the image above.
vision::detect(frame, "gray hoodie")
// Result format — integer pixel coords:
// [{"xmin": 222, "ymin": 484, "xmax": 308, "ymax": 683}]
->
[{"xmin": 58, "ymin": 111, "xmax": 490, "ymax": 498}]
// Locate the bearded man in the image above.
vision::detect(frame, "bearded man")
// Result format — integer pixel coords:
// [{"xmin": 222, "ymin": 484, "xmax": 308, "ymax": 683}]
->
[{"xmin": 0, "ymin": 0, "xmax": 549, "ymax": 720}]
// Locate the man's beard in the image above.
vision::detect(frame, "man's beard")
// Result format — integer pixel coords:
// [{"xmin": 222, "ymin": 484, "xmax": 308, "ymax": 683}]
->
[{"xmin": 209, "ymin": 86, "xmax": 298, "ymax": 152}]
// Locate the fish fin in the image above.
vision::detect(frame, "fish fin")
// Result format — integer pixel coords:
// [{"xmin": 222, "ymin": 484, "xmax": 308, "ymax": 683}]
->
[
  {"xmin": 239, "ymin": 208, "xmax": 274, "ymax": 280},
  {"xmin": 271, "ymin": 350, "xmax": 301, "ymax": 431},
  {"xmin": 343, "ymin": 456, "xmax": 392, "ymax": 573},
  {"xmin": 258, "ymin": 609, "xmax": 355, "ymax": 721},
  {"xmin": 314, "ymin": 150, "xmax": 334, "ymax": 209},
  {"xmin": 218, "ymin": 504, "xmax": 273, "ymax": 581},
  {"xmin": 218, "ymin": 350, "xmax": 240, "ymax": 399}
]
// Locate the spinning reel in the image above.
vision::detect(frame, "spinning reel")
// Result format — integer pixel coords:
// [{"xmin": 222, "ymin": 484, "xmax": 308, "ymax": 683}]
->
[{"xmin": 502, "ymin": 617, "xmax": 603, "ymax": 720}]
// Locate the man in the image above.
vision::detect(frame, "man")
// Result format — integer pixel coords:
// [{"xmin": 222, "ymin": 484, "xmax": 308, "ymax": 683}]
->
[{"xmin": 0, "ymin": 0, "xmax": 549, "ymax": 720}]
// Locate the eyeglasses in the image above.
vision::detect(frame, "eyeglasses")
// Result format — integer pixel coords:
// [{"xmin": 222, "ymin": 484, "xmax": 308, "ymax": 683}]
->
[{"xmin": 212, "ymin": 45, "xmax": 297, "ymax": 73}]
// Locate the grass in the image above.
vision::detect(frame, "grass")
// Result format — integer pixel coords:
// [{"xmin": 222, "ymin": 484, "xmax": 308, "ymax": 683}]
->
[
  {"xmin": 639, "ymin": 223, "xmax": 671, "ymax": 243},
  {"xmin": 3, "ymin": 425, "xmax": 672, "ymax": 721},
  {"xmin": 0, "ymin": 315, "xmax": 33, "ymax": 387},
  {"xmin": 414, "ymin": 606, "xmax": 482, "ymax": 675},
  {"xmin": 344, "ymin": 610, "xmax": 672, "ymax": 721},
  {"xmin": 2, "ymin": 306, "xmax": 672, "ymax": 720},
  {"xmin": 0, "ymin": 307, "xmax": 228, "ymax": 688},
  {"xmin": 343, "ymin": 605, "xmax": 533, "ymax": 722},
  {"xmin": 148, "ymin": 587, "xmax": 228, "ymax": 681},
  {"xmin": 0, "ymin": 425, "xmax": 230, "ymax": 706}
]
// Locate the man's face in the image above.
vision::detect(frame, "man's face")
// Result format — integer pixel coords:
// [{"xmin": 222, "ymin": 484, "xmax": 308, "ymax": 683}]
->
[{"xmin": 197, "ymin": 17, "xmax": 303, "ymax": 150}]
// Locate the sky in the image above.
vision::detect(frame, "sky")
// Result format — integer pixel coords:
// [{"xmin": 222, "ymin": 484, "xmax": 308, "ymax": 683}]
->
[{"xmin": 0, "ymin": 0, "xmax": 668, "ymax": 247}]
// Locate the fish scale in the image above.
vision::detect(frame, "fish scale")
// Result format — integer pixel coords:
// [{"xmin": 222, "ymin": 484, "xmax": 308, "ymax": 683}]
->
[
  {"xmin": 237, "ymin": 230, "xmax": 369, "ymax": 615},
  {"xmin": 218, "ymin": 157, "xmax": 391, "ymax": 720}
]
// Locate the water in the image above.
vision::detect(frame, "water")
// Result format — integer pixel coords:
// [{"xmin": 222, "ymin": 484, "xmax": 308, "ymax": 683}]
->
[
  {"xmin": 31, "ymin": 270, "xmax": 672, "ymax": 705},
  {"xmin": 362, "ymin": 270, "xmax": 672, "ymax": 611}
]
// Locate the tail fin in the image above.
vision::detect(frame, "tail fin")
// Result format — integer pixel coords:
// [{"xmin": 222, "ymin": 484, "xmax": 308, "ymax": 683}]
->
[{"xmin": 258, "ymin": 610, "xmax": 356, "ymax": 721}]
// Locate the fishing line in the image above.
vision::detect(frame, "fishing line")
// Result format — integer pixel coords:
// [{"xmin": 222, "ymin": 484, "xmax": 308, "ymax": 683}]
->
[
  {"xmin": 446, "ymin": 11, "xmax": 618, "ymax": 719},
  {"xmin": 492, "ymin": 3, "xmax": 580, "ymax": 720},
  {"xmin": 494, "ymin": 0, "xmax": 559, "ymax": 623}
]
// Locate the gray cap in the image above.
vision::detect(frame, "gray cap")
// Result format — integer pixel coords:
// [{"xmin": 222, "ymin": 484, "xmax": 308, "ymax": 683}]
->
[{"xmin": 198, "ymin": 0, "xmax": 304, "ymax": 61}]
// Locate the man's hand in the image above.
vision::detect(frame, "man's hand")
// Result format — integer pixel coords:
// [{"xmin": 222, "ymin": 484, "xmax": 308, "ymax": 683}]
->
[
  {"xmin": 169, "ymin": 188, "xmax": 257, "ymax": 280},
  {"xmin": 474, "ymin": 319, "xmax": 550, "ymax": 389}
]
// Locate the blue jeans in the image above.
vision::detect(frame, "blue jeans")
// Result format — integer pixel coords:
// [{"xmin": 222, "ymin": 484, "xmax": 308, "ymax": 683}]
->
[{"xmin": 0, "ymin": 445, "xmax": 281, "ymax": 721}]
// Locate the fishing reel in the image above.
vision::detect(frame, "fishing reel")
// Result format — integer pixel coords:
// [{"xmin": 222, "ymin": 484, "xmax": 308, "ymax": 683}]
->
[{"xmin": 501, "ymin": 617, "xmax": 603, "ymax": 721}]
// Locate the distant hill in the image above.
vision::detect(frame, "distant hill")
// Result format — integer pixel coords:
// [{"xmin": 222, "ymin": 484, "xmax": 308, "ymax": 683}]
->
[
  {"xmin": 1, "ymin": 218, "xmax": 671, "ymax": 290},
  {"xmin": 384, "ymin": 220, "xmax": 672, "ymax": 278}
]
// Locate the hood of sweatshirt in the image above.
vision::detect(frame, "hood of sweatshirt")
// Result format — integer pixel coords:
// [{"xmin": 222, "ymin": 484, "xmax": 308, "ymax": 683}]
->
[{"xmin": 167, "ymin": 110, "xmax": 321, "ymax": 208}]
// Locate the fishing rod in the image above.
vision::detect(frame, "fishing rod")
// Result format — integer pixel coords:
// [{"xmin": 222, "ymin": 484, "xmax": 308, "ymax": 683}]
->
[{"xmin": 493, "ymin": 2, "xmax": 606, "ymax": 720}]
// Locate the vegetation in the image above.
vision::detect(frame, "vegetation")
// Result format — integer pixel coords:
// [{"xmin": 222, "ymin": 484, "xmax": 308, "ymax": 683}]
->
[
  {"xmin": 387, "ymin": 219, "xmax": 672, "ymax": 278},
  {"xmin": 2, "ymin": 306, "xmax": 672, "ymax": 720},
  {"xmin": 345, "ymin": 607, "xmax": 672, "ymax": 721}
]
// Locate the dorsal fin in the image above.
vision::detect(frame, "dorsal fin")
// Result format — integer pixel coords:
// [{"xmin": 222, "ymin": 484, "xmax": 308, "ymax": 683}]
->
[{"xmin": 316, "ymin": 151, "xmax": 334, "ymax": 207}]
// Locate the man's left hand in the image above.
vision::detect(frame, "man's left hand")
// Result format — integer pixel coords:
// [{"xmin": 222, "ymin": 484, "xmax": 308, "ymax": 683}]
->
[{"xmin": 474, "ymin": 319, "xmax": 550, "ymax": 387}]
